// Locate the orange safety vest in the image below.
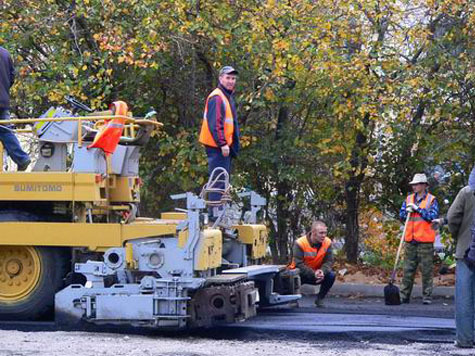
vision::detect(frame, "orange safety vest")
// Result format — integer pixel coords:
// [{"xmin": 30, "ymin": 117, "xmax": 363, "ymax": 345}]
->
[
  {"xmin": 88, "ymin": 101, "xmax": 128, "ymax": 155},
  {"xmin": 404, "ymin": 192, "xmax": 436, "ymax": 243},
  {"xmin": 289, "ymin": 235, "xmax": 332, "ymax": 270},
  {"xmin": 199, "ymin": 88, "xmax": 234, "ymax": 148}
]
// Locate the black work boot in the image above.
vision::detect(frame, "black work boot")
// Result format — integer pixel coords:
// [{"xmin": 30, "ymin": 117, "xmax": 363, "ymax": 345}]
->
[{"xmin": 314, "ymin": 296, "xmax": 325, "ymax": 308}]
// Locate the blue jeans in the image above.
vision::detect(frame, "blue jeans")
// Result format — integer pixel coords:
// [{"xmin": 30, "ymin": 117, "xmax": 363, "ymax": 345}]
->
[
  {"xmin": 0, "ymin": 109, "xmax": 30, "ymax": 165},
  {"xmin": 205, "ymin": 146, "xmax": 231, "ymax": 204},
  {"xmin": 455, "ymin": 259, "xmax": 475, "ymax": 346}
]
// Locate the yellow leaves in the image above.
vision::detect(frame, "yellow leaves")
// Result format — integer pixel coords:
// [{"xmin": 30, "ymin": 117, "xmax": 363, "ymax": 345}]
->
[
  {"xmin": 334, "ymin": 102, "xmax": 349, "ymax": 117},
  {"xmin": 346, "ymin": 99, "xmax": 354, "ymax": 110},
  {"xmin": 240, "ymin": 135, "xmax": 255, "ymax": 148},
  {"xmin": 273, "ymin": 39, "xmax": 290, "ymax": 51},
  {"xmin": 407, "ymin": 77, "xmax": 421, "ymax": 88},
  {"xmin": 182, "ymin": 161, "xmax": 190, "ymax": 173},
  {"xmin": 264, "ymin": 89, "xmax": 275, "ymax": 101},
  {"xmin": 47, "ymin": 90, "xmax": 62, "ymax": 103},
  {"xmin": 320, "ymin": 144, "xmax": 346, "ymax": 155},
  {"xmin": 49, "ymin": 27, "xmax": 59, "ymax": 36}
]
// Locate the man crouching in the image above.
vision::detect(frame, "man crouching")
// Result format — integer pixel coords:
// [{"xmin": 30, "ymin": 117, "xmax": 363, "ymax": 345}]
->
[{"xmin": 289, "ymin": 220, "xmax": 335, "ymax": 307}]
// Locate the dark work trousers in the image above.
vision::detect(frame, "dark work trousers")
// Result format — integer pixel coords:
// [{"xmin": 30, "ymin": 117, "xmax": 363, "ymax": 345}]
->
[
  {"xmin": 205, "ymin": 146, "xmax": 231, "ymax": 206},
  {"xmin": 0, "ymin": 108, "xmax": 30, "ymax": 165},
  {"xmin": 301, "ymin": 271, "xmax": 336, "ymax": 299}
]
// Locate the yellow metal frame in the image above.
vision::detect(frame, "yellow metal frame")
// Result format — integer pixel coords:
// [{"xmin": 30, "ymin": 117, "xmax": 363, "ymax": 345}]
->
[
  {"xmin": 161, "ymin": 212, "xmax": 187, "ymax": 220},
  {"xmin": 0, "ymin": 221, "xmax": 178, "ymax": 251},
  {"xmin": 0, "ymin": 114, "xmax": 230, "ymax": 273},
  {"xmin": 109, "ymin": 176, "xmax": 140, "ymax": 203},
  {"xmin": 3, "ymin": 115, "xmax": 162, "ymax": 149},
  {"xmin": 0, "ymin": 172, "xmax": 107, "ymax": 202},
  {"xmin": 194, "ymin": 228, "xmax": 222, "ymax": 271},
  {"xmin": 233, "ymin": 224, "xmax": 268, "ymax": 259}
]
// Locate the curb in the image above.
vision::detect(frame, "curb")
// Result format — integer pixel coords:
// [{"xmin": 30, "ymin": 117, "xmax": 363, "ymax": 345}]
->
[{"xmin": 300, "ymin": 282, "xmax": 454, "ymax": 298}]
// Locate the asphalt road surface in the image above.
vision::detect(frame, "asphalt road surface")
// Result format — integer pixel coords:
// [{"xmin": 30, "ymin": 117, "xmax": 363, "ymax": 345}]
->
[{"xmin": 1, "ymin": 296, "xmax": 472, "ymax": 356}]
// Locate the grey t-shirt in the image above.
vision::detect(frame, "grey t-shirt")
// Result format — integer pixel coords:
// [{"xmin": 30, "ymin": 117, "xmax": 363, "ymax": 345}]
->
[{"xmin": 448, "ymin": 183, "xmax": 475, "ymax": 258}]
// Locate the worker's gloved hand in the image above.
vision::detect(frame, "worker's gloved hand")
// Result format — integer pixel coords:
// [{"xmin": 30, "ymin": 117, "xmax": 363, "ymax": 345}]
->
[
  {"xmin": 431, "ymin": 218, "xmax": 443, "ymax": 229},
  {"xmin": 406, "ymin": 203, "xmax": 419, "ymax": 213}
]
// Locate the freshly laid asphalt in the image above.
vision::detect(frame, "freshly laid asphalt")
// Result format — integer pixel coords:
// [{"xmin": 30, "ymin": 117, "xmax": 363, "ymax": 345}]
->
[
  {"xmin": 220, "ymin": 282, "xmax": 457, "ymax": 344},
  {"xmin": 0, "ymin": 283, "xmax": 458, "ymax": 345}
]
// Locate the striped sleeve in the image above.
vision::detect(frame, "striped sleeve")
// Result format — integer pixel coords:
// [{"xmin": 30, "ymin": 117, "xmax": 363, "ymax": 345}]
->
[
  {"xmin": 419, "ymin": 197, "xmax": 439, "ymax": 222},
  {"xmin": 206, "ymin": 96, "xmax": 227, "ymax": 147}
]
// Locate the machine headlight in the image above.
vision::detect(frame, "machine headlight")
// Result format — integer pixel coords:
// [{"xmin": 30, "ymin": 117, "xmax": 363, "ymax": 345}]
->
[
  {"xmin": 148, "ymin": 252, "xmax": 163, "ymax": 268},
  {"xmin": 40, "ymin": 142, "xmax": 55, "ymax": 157},
  {"xmin": 202, "ymin": 213, "xmax": 209, "ymax": 226}
]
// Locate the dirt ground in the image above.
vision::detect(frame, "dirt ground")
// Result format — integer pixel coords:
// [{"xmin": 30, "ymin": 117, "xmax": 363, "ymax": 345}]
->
[
  {"xmin": 0, "ymin": 330, "xmax": 473, "ymax": 356},
  {"xmin": 335, "ymin": 262, "xmax": 455, "ymax": 286}
]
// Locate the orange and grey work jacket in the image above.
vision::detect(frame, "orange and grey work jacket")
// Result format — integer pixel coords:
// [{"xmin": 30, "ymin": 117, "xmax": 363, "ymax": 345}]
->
[
  {"xmin": 199, "ymin": 87, "xmax": 235, "ymax": 148},
  {"xmin": 289, "ymin": 235, "xmax": 332, "ymax": 275},
  {"xmin": 405, "ymin": 193, "xmax": 436, "ymax": 243}
]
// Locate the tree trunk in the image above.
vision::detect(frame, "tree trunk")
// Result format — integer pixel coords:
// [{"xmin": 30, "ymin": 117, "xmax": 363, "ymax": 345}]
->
[
  {"xmin": 343, "ymin": 114, "xmax": 370, "ymax": 263},
  {"xmin": 270, "ymin": 105, "xmax": 291, "ymax": 263},
  {"xmin": 272, "ymin": 181, "xmax": 292, "ymax": 263},
  {"xmin": 344, "ymin": 175, "xmax": 361, "ymax": 263}
]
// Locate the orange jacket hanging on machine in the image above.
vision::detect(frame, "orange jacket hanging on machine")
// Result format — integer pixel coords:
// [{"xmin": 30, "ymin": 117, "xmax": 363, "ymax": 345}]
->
[
  {"xmin": 289, "ymin": 236, "xmax": 332, "ymax": 270},
  {"xmin": 199, "ymin": 88, "xmax": 234, "ymax": 147},
  {"xmin": 88, "ymin": 101, "xmax": 128, "ymax": 155},
  {"xmin": 404, "ymin": 193, "xmax": 436, "ymax": 243}
]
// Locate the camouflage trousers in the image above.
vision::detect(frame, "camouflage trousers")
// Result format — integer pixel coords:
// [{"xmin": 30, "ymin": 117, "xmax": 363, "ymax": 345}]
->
[{"xmin": 400, "ymin": 242, "xmax": 434, "ymax": 300}]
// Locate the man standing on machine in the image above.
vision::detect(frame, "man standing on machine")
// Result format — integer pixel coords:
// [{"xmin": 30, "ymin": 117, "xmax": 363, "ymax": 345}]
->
[
  {"xmin": 0, "ymin": 46, "xmax": 30, "ymax": 171},
  {"xmin": 199, "ymin": 66, "xmax": 240, "ymax": 219}
]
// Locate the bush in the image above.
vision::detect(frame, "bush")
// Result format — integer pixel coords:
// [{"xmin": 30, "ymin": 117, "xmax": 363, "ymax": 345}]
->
[{"xmin": 359, "ymin": 208, "xmax": 402, "ymax": 270}]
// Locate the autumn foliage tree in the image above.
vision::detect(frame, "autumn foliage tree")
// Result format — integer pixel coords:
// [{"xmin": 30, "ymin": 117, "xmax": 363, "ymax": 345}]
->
[{"xmin": 0, "ymin": 0, "xmax": 473, "ymax": 263}]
